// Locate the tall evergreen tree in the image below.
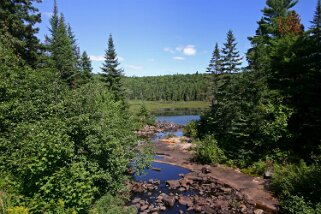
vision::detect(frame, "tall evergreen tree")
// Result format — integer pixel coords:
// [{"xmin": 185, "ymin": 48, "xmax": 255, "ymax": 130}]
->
[
  {"xmin": 310, "ymin": 0, "xmax": 321, "ymax": 41},
  {"xmin": 101, "ymin": 34, "xmax": 124, "ymax": 100},
  {"xmin": 0, "ymin": 0, "xmax": 42, "ymax": 67},
  {"xmin": 81, "ymin": 51, "xmax": 92, "ymax": 82},
  {"xmin": 51, "ymin": 14, "xmax": 77, "ymax": 87},
  {"xmin": 207, "ymin": 43, "xmax": 223, "ymax": 74},
  {"xmin": 67, "ymin": 24, "xmax": 82, "ymax": 70},
  {"xmin": 221, "ymin": 30, "xmax": 242, "ymax": 73}
]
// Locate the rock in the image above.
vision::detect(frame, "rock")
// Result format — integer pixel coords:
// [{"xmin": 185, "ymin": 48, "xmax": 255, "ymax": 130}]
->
[
  {"xmin": 240, "ymin": 204, "xmax": 247, "ymax": 213},
  {"xmin": 151, "ymin": 167, "xmax": 161, "ymax": 172},
  {"xmin": 254, "ymin": 209, "xmax": 264, "ymax": 214},
  {"xmin": 132, "ymin": 197, "xmax": 140, "ymax": 204},
  {"xmin": 178, "ymin": 187, "xmax": 186, "ymax": 192},
  {"xmin": 220, "ymin": 187, "xmax": 232, "ymax": 193},
  {"xmin": 194, "ymin": 205, "xmax": 202, "ymax": 212},
  {"xmin": 159, "ymin": 205, "xmax": 166, "ymax": 211},
  {"xmin": 201, "ymin": 166, "xmax": 212, "ymax": 174},
  {"xmin": 140, "ymin": 204, "xmax": 148, "ymax": 211},
  {"xmin": 213, "ymin": 199, "xmax": 229, "ymax": 210},
  {"xmin": 132, "ymin": 182, "xmax": 144, "ymax": 193},
  {"xmin": 203, "ymin": 205, "xmax": 215, "ymax": 214},
  {"xmin": 166, "ymin": 180, "xmax": 180, "ymax": 189},
  {"xmin": 264, "ymin": 168, "xmax": 272, "ymax": 179},
  {"xmin": 162, "ymin": 195, "xmax": 176, "ymax": 207},
  {"xmin": 178, "ymin": 196, "xmax": 193, "ymax": 207}
]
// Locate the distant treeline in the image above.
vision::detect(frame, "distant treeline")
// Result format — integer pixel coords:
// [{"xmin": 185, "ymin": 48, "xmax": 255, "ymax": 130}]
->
[{"xmin": 123, "ymin": 73, "xmax": 212, "ymax": 101}]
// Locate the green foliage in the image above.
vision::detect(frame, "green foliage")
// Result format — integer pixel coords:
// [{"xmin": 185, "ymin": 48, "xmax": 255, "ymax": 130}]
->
[
  {"xmin": 183, "ymin": 121, "xmax": 198, "ymax": 139},
  {"xmin": 241, "ymin": 160, "xmax": 267, "ymax": 176},
  {"xmin": 136, "ymin": 103, "xmax": 155, "ymax": 126},
  {"xmin": 124, "ymin": 73, "xmax": 211, "ymax": 101},
  {"xmin": 91, "ymin": 194, "xmax": 136, "ymax": 214},
  {"xmin": 0, "ymin": 0, "xmax": 42, "ymax": 67},
  {"xmin": 0, "ymin": 41, "xmax": 139, "ymax": 212},
  {"xmin": 196, "ymin": 135, "xmax": 226, "ymax": 165}
]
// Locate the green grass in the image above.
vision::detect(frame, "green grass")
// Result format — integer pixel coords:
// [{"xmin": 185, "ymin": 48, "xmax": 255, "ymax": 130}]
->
[{"xmin": 128, "ymin": 100, "xmax": 210, "ymax": 114}]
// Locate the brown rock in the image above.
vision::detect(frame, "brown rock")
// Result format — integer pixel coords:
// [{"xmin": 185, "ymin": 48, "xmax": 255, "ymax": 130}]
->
[
  {"xmin": 132, "ymin": 197, "xmax": 140, "ymax": 204},
  {"xmin": 162, "ymin": 195, "xmax": 176, "ymax": 207},
  {"xmin": 140, "ymin": 205, "xmax": 148, "ymax": 211},
  {"xmin": 203, "ymin": 205, "xmax": 215, "ymax": 214},
  {"xmin": 178, "ymin": 196, "xmax": 193, "ymax": 207},
  {"xmin": 201, "ymin": 166, "xmax": 212, "ymax": 174},
  {"xmin": 166, "ymin": 180, "xmax": 180, "ymax": 189},
  {"xmin": 254, "ymin": 209, "xmax": 264, "ymax": 214}
]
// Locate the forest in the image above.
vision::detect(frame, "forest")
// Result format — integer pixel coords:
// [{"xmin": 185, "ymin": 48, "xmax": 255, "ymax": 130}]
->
[
  {"xmin": 1, "ymin": 0, "xmax": 321, "ymax": 213},
  {"xmin": 123, "ymin": 73, "xmax": 211, "ymax": 101}
]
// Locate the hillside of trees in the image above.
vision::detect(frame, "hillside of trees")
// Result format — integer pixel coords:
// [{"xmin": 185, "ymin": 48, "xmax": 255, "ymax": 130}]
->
[
  {"xmin": 124, "ymin": 73, "xmax": 212, "ymax": 101},
  {"xmin": 191, "ymin": 0, "xmax": 321, "ymax": 213}
]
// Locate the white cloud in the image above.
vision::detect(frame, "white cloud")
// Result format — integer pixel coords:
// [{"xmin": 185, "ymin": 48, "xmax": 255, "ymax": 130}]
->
[
  {"xmin": 182, "ymin": 45, "xmax": 197, "ymax": 56},
  {"xmin": 173, "ymin": 56, "xmax": 185, "ymax": 61},
  {"xmin": 124, "ymin": 64, "xmax": 144, "ymax": 71},
  {"xmin": 90, "ymin": 55, "xmax": 105, "ymax": 62},
  {"xmin": 163, "ymin": 47, "xmax": 175, "ymax": 54},
  {"xmin": 164, "ymin": 45, "xmax": 197, "ymax": 56}
]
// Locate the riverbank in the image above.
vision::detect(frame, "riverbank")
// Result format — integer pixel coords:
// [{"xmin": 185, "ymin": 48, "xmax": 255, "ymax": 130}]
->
[
  {"xmin": 132, "ymin": 120, "xmax": 279, "ymax": 213},
  {"xmin": 153, "ymin": 141, "xmax": 279, "ymax": 213}
]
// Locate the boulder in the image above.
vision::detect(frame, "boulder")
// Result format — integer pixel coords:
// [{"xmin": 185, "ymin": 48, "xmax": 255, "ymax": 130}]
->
[
  {"xmin": 178, "ymin": 196, "xmax": 193, "ymax": 207},
  {"xmin": 166, "ymin": 180, "xmax": 180, "ymax": 189},
  {"xmin": 162, "ymin": 195, "xmax": 176, "ymax": 207}
]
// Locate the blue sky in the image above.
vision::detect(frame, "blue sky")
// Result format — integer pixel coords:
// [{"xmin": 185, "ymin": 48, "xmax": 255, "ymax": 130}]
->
[{"xmin": 36, "ymin": 0, "xmax": 316, "ymax": 76}]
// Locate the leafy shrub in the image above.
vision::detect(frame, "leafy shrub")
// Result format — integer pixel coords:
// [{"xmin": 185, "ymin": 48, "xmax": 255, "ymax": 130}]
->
[
  {"xmin": 183, "ymin": 121, "xmax": 198, "ymax": 139},
  {"xmin": 91, "ymin": 193, "xmax": 136, "ymax": 214},
  {"xmin": 0, "ymin": 43, "xmax": 140, "ymax": 212},
  {"xmin": 271, "ymin": 161, "xmax": 321, "ymax": 213},
  {"xmin": 196, "ymin": 135, "xmax": 226, "ymax": 164},
  {"xmin": 242, "ymin": 160, "xmax": 267, "ymax": 176}
]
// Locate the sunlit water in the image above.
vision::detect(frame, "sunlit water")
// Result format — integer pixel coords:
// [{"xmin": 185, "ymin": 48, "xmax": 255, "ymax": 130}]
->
[{"xmin": 132, "ymin": 115, "xmax": 200, "ymax": 213}]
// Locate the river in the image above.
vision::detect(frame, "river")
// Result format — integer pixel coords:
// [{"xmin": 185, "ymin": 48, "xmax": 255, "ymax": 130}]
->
[{"xmin": 132, "ymin": 115, "xmax": 200, "ymax": 213}]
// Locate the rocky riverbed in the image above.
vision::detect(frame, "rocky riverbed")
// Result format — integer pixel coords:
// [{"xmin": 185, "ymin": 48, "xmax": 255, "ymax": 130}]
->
[
  {"xmin": 132, "ymin": 119, "xmax": 278, "ymax": 213},
  {"xmin": 130, "ymin": 170, "xmax": 265, "ymax": 214}
]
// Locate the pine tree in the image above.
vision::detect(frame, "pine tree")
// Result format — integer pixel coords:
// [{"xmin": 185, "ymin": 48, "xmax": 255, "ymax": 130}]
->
[
  {"xmin": 221, "ymin": 30, "xmax": 242, "ymax": 73},
  {"xmin": 51, "ymin": 14, "xmax": 77, "ymax": 87},
  {"xmin": 207, "ymin": 43, "xmax": 223, "ymax": 74},
  {"xmin": 310, "ymin": 0, "xmax": 321, "ymax": 41},
  {"xmin": 0, "ymin": 0, "xmax": 41, "ymax": 67},
  {"xmin": 101, "ymin": 34, "xmax": 124, "ymax": 100},
  {"xmin": 67, "ymin": 24, "xmax": 82, "ymax": 70},
  {"xmin": 262, "ymin": 0, "xmax": 298, "ymax": 37},
  {"xmin": 81, "ymin": 51, "xmax": 92, "ymax": 82}
]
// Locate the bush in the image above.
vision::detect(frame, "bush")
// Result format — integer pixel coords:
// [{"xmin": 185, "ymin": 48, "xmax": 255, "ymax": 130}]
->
[
  {"xmin": 91, "ymin": 194, "xmax": 136, "ymax": 214},
  {"xmin": 196, "ymin": 135, "xmax": 226, "ymax": 164},
  {"xmin": 183, "ymin": 121, "xmax": 198, "ymax": 139},
  {"xmin": 271, "ymin": 161, "xmax": 321, "ymax": 213}
]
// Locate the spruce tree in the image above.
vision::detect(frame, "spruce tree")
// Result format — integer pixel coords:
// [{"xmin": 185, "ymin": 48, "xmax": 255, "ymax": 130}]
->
[
  {"xmin": 51, "ymin": 14, "xmax": 77, "ymax": 87},
  {"xmin": 310, "ymin": 0, "xmax": 321, "ymax": 41},
  {"xmin": 221, "ymin": 30, "xmax": 242, "ymax": 73},
  {"xmin": 207, "ymin": 43, "xmax": 223, "ymax": 74},
  {"xmin": 101, "ymin": 34, "xmax": 124, "ymax": 100},
  {"xmin": 67, "ymin": 24, "xmax": 82, "ymax": 71},
  {"xmin": 0, "ymin": 0, "xmax": 42, "ymax": 67},
  {"xmin": 81, "ymin": 51, "xmax": 92, "ymax": 82}
]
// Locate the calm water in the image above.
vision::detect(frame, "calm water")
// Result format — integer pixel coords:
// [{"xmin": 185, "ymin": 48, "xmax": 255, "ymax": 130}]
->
[{"xmin": 156, "ymin": 115, "xmax": 200, "ymax": 126}]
